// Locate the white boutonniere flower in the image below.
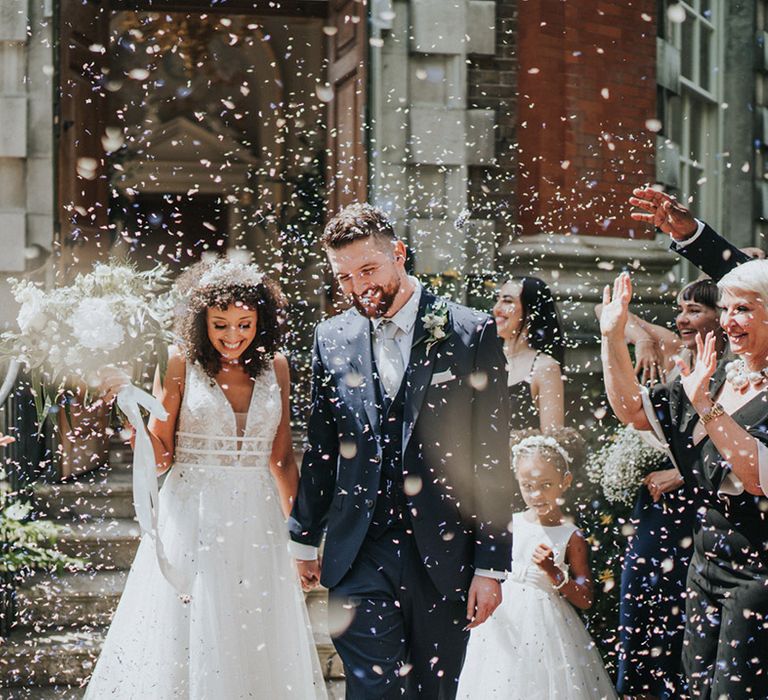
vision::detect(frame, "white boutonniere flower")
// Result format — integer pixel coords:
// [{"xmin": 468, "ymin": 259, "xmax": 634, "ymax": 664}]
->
[{"xmin": 420, "ymin": 300, "xmax": 451, "ymax": 353}]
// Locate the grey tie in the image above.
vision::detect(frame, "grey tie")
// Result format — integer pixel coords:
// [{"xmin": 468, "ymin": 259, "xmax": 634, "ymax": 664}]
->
[{"xmin": 377, "ymin": 320, "xmax": 405, "ymax": 398}]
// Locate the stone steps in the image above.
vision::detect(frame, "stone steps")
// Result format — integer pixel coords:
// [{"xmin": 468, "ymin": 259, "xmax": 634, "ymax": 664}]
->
[
  {"xmin": 15, "ymin": 571, "xmax": 127, "ymax": 630},
  {"xmin": 35, "ymin": 472, "xmax": 135, "ymax": 521},
  {"xmin": 55, "ymin": 519, "xmax": 140, "ymax": 571},
  {"xmin": 1, "ymin": 433, "xmax": 346, "ymax": 696}
]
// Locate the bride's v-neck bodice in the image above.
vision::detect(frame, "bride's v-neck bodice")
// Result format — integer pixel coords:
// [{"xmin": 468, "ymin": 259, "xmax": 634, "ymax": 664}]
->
[{"xmin": 175, "ymin": 361, "xmax": 282, "ymax": 468}]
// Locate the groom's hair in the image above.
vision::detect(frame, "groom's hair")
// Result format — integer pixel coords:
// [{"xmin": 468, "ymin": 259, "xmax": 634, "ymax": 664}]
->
[{"xmin": 321, "ymin": 203, "xmax": 396, "ymax": 250}]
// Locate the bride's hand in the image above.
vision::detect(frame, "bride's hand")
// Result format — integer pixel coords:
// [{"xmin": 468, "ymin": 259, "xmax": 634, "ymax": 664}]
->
[
  {"xmin": 98, "ymin": 366, "xmax": 132, "ymax": 402},
  {"xmin": 296, "ymin": 558, "xmax": 321, "ymax": 592},
  {"xmin": 675, "ymin": 331, "xmax": 718, "ymax": 412},
  {"xmin": 0, "ymin": 432, "xmax": 15, "ymax": 447},
  {"xmin": 600, "ymin": 273, "xmax": 632, "ymax": 339}
]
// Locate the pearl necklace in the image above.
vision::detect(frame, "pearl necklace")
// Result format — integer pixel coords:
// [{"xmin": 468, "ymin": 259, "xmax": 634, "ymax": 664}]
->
[{"xmin": 725, "ymin": 358, "xmax": 768, "ymax": 390}]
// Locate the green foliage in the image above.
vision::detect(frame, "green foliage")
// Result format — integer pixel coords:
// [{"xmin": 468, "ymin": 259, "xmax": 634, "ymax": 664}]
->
[{"xmin": 0, "ymin": 476, "xmax": 83, "ymax": 576}]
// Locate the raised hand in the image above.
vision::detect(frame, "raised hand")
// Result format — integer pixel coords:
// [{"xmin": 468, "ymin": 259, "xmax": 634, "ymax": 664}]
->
[
  {"xmin": 629, "ymin": 187, "xmax": 698, "ymax": 241},
  {"xmin": 675, "ymin": 331, "xmax": 718, "ymax": 412},
  {"xmin": 531, "ymin": 543, "xmax": 558, "ymax": 577},
  {"xmin": 600, "ymin": 273, "xmax": 632, "ymax": 339}
]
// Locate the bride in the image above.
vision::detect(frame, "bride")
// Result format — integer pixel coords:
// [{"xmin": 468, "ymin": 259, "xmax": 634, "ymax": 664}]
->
[{"xmin": 85, "ymin": 259, "xmax": 326, "ymax": 698}]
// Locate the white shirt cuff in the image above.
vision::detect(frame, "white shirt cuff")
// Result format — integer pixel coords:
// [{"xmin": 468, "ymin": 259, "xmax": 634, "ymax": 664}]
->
[
  {"xmin": 475, "ymin": 568, "xmax": 508, "ymax": 581},
  {"xmin": 671, "ymin": 218, "xmax": 705, "ymax": 248},
  {"xmin": 288, "ymin": 541, "xmax": 319, "ymax": 560},
  {"xmin": 758, "ymin": 441, "xmax": 768, "ymax": 498}
]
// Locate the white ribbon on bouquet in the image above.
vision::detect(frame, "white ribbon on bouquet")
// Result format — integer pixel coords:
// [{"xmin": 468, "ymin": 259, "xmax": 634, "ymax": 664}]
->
[{"xmin": 117, "ymin": 384, "xmax": 193, "ymax": 597}]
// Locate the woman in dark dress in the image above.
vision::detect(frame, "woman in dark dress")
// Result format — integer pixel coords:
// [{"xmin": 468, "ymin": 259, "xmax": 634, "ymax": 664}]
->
[
  {"xmin": 492, "ymin": 276, "xmax": 565, "ymax": 431},
  {"xmin": 601, "ymin": 279, "xmax": 725, "ymax": 699},
  {"xmin": 602, "ymin": 268, "xmax": 768, "ymax": 698}
]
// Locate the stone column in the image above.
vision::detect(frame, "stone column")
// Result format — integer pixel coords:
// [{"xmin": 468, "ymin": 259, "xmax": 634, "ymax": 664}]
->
[
  {"xmin": 372, "ymin": 0, "xmax": 497, "ymax": 290},
  {"xmin": 0, "ymin": 0, "xmax": 54, "ymax": 321}
]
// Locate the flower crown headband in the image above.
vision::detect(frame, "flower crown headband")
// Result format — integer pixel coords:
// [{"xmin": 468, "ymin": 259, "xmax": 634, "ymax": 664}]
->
[
  {"xmin": 195, "ymin": 258, "xmax": 264, "ymax": 292},
  {"xmin": 511, "ymin": 435, "xmax": 572, "ymax": 471}
]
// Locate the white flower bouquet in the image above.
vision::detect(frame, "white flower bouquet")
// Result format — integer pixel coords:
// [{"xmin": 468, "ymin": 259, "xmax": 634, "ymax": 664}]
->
[
  {"xmin": 585, "ymin": 425, "xmax": 668, "ymax": 506},
  {"xmin": 0, "ymin": 261, "xmax": 174, "ymax": 427}
]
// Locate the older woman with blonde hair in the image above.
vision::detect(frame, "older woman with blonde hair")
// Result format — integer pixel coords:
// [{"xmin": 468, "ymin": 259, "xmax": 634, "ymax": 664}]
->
[{"xmin": 601, "ymin": 263, "xmax": 768, "ymax": 699}]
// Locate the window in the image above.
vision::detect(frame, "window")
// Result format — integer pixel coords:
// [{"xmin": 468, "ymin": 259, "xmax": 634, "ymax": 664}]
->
[{"xmin": 659, "ymin": 0, "xmax": 723, "ymax": 230}]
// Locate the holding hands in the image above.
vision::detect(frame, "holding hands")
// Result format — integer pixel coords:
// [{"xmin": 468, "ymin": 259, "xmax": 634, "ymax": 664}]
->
[
  {"xmin": 629, "ymin": 187, "xmax": 698, "ymax": 241},
  {"xmin": 296, "ymin": 558, "xmax": 321, "ymax": 592}
]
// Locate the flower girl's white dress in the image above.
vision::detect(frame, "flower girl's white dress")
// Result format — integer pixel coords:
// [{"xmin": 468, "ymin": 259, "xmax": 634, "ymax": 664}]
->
[
  {"xmin": 84, "ymin": 362, "xmax": 326, "ymax": 699},
  {"xmin": 458, "ymin": 512, "xmax": 617, "ymax": 699}
]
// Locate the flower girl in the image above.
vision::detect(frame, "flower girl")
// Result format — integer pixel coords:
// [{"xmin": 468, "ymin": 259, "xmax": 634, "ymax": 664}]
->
[{"xmin": 458, "ymin": 433, "xmax": 617, "ymax": 699}]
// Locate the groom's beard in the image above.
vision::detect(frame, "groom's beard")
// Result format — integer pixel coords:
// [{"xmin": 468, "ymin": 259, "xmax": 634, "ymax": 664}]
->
[{"xmin": 351, "ymin": 278, "xmax": 400, "ymax": 319}]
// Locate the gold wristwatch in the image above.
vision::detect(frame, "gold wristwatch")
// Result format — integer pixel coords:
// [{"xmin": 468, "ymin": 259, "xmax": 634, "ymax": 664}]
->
[{"xmin": 700, "ymin": 402, "xmax": 725, "ymax": 425}]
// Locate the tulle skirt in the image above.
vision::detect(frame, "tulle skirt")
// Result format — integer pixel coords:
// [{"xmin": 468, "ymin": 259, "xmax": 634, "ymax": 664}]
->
[
  {"xmin": 84, "ymin": 463, "xmax": 326, "ymax": 699},
  {"xmin": 458, "ymin": 579, "xmax": 617, "ymax": 699}
]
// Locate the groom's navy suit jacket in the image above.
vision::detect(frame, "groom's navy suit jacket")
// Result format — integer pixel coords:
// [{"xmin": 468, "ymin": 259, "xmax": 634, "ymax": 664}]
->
[{"xmin": 289, "ymin": 290, "xmax": 513, "ymax": 600}]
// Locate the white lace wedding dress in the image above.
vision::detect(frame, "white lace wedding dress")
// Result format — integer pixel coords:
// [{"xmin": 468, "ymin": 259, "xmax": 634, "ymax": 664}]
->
[{"xmin": 84, "ymin": 362, "xmax": 327, "ymax": 699}]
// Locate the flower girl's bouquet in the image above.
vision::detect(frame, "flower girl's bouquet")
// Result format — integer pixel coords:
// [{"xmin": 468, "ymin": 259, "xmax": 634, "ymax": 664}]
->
[
  {"xmin": 0, "ymin": 261, "xmax": 174, "ymax": 427},
  {"xmin": 585, "ymin": 425, "xmax": 669, "ymax": 506}
]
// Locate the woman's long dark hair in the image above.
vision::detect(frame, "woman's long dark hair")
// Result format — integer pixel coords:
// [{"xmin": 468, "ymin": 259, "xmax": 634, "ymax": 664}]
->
[{"xmin": 511, "ymin": 276, "xmax": 565, "ymax": 366}]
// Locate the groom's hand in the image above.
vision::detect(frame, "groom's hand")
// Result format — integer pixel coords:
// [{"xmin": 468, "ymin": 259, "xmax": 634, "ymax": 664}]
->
[
  {"xmin": 465, "ymin": 575, "xmax": 502, "ymax": 630},
  {"xmin": 296, "ymin": 558, "xmax": 321, "ymax": 592}
]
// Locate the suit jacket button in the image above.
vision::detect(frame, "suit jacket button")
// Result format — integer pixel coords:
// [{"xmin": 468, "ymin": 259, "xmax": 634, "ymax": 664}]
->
[{"xmin": 365, "ymin": 499, "xmax": 375, "ymax": 508}]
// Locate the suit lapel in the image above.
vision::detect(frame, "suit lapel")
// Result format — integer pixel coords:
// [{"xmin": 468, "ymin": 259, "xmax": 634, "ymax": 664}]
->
[
  {"xmin": 403, "ymin": 290, "xmax": 441, "ymax": 449},
  {"xmin": 345, "ymin": 311, "xmax": 381, "ymax": 435}
]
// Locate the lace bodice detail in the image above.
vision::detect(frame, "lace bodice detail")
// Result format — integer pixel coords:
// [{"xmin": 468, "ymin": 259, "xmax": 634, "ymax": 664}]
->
[
  {"xmin": 175, "ymin": 361, "xmax": 282, "ymax": 468},
  {"xmin": 510, "ymin": 512, "xmax": 578, "ymax": 593}
]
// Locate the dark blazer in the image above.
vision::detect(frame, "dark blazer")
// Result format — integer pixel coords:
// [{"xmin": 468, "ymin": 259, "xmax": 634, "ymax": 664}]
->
[
  {"xmin": 289, "ymin": 289, "xmax": 513, "ymax": 600},
  {"xmin": 670, "ymin": 222, "xmax": 750, "ymax": 281}
]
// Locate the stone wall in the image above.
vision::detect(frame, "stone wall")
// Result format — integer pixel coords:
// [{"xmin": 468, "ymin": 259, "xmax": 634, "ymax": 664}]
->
[
  {"xmin": 0, "ymin": 0, "xmax": 53, "ymax": 322},
  {"xmin": 372, "ymin": 0, "xmax": 499, "ymax": 279}
]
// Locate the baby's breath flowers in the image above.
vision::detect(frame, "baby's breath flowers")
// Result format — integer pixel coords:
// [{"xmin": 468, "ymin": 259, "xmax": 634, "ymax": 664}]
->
[{"xmin": 585, "ymin": 426, "xmax": 668, "ymax": 505}]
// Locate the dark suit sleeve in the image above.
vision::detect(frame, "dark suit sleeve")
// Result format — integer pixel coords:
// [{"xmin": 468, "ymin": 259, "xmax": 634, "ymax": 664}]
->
[
  {"xmin": 470, "ymin": 317, "xmax": 513, "ymax": 572},
  {"xmin": 288, "ymin": 329, "xmax": 339, "ymax": 548},
  {"xmin": 671, "ymin": 223, "xmax": 750, "ymax": 281}
]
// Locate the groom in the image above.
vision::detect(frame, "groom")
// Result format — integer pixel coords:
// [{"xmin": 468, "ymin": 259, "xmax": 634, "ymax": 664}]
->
[{"xmin": 289, "ymin": 203, "xmax": 512, "ymax": 698}]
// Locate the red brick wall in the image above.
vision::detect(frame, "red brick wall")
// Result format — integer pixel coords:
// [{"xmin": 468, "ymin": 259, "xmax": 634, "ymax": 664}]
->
[{"xmin": 515, "ymin": 0, "xmax": 657, "ymax": 238}]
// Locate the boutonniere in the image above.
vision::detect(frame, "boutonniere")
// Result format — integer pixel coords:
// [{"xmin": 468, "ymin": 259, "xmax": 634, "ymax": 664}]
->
[{"xmin": 420, "ymin": 300, "xmax": 451, "ymax": 353}]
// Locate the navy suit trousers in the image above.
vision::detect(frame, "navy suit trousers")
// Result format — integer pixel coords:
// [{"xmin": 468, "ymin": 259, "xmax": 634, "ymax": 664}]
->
[{"xmin": 329, "ymin": 529, "xmax": 470, "ymax": 699}]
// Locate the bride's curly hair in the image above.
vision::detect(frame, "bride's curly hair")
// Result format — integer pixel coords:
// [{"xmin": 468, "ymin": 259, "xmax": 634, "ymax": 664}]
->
[{"xmin": 174, "ymin": 260, "xmax": 286, "ymax": 379}]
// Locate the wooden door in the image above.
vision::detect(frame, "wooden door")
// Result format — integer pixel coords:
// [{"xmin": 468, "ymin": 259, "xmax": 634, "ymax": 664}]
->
[
  {"xmin": 56, "ymin": 0, "xmax": 111, "ymax": 279},
  {"xmin": 326, "ymin": 0, "xmax": 368, "ymax": 216}
]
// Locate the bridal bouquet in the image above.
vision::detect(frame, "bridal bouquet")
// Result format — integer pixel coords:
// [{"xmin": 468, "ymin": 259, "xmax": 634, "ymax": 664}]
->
[
  {"xmin": 585, "ymin": 425, "xmax": 668, "ymax": 505},
  {"xmin": 0, "ymin": 261, "xmax": 174, "ymax": 426}
]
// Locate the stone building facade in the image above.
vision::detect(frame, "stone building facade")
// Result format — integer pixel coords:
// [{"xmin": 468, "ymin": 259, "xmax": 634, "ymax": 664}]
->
[{"xmin": 0, "ymin": 0, "xmax": 763, "ymax": 363}]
